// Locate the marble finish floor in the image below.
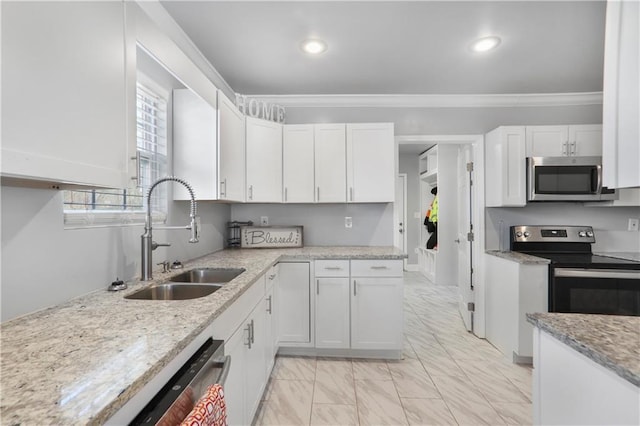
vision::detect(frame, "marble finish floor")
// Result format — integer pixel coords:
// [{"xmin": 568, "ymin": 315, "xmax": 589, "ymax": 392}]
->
[{"xmin": 254, "ymin": 272, "xmax": 532, "ymax": 425}]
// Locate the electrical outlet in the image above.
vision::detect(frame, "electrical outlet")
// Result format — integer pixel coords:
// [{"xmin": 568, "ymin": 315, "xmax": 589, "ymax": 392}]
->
[
  {"xmin": 628, "ymin": 218, "xmax": 639, "ymax": 232},
  {"xmin": 260, "ymin": 216, "xmax": 269, "ymax": 226},
  {"xmin": 345, "ymin": 217, "xmax": 353, "ymax": 229}
]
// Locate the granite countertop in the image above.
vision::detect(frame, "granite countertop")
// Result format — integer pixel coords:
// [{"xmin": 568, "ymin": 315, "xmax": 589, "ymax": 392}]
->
[
  {"xmin": 527, "ymin": 313, "xmax": 640, "ymax": 387},
  {"xmin": 485, "ymin": 250, "xmax": 551, "ymax": 265},
  {"xmin": 0, "ymin": 246, "xmax": 406, "ymax": 425}
]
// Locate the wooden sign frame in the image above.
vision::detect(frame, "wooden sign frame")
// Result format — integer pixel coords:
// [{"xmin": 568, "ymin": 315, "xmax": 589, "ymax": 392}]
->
[{"xmin": 240, "ymin": 226, "xmax": 303, "ymax": 248}]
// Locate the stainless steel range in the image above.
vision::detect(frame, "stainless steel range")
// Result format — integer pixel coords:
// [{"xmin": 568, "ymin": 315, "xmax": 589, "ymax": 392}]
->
[{"xmin": 510, "ymin": 225, "xmax": 640, "ymax": 316}]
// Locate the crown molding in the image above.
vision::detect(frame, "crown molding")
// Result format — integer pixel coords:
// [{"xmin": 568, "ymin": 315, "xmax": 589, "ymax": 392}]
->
[{"xmin": 240, "ymin": 92, "xmax": 603, "ymax": 109}]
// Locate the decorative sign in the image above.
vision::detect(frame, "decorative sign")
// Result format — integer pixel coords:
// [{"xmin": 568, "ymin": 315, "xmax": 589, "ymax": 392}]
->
[
  {"xmin": 240, "ymin": 226, "xmax": 303, "ymax": 248},
  {"xmin": 235, "ymin": 94, "xmax": 286, "ymax": 124}
]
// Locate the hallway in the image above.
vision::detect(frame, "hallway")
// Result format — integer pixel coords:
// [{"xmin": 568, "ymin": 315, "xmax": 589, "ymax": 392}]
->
[{"xmin": 254, "ymin": 272, "xmax": 533, "ymax": 425}]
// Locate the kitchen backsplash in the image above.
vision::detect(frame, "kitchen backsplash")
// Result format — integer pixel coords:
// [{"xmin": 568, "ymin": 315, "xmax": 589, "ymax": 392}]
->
[{"xmin": 486, "ymin": 203, "xmax": 640, "ymax": 253}]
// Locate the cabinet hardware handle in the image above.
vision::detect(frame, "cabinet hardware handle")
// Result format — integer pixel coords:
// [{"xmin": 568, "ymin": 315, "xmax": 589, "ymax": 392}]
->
[
  {"xmin": 248, "ymin": 185, "xmax": 253, "ymax": 200},
  {"xmin": 317, "ymin": 279, "xmax": 320, "ymax": 295},
  {"xmin": 563, "ymin": 141, "xmax": 568, "ymax": 156},
  {"xmin": 354, "ymin": 279, "xmax": 357, "ymax": 296},
  {"xmin": 130, "ymin": 152, "xmax": 141, "ymax": 187},
  {"xmin": 250, "ymin": 319, "xmax": 255, "ymax": 344},
  {"xmin": 317, "ymin": 187, "xmax": 320, "ymax": 201},
  {"xmin": 571, "ymin": 141, "xmax": 577, "ymax": 155},
  {"xmin": 269, "ymin": 274, "xmax": 276, "ymax": 280},
  {"xmin": 371, "ymin": 266, "xmax": 389, "ymax": 270},
  {"xmin": 245, "ymin": 324, "xmax": 252, "ymax": 349},
  {"xmin": 325, "ymin": 267, "xmax": 342, "ymax": 270},
  {"xmin": 220, "ymin": 179, "xmax": 227, "ymax": 197},
  {"xmin": 284, "ymin": 187, "xmax": 288, "ymax": 202},
  {"xmin": 349, "ymin": 187, "xmax": 353, "ymax": 202},
  {"xmin": 267, "ymin": 296, "xmax": 272, "ymax": 314}
]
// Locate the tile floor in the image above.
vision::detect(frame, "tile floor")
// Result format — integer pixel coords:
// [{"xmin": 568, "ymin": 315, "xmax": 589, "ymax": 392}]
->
[{"xmin": 254, "ymin": 272, "xmax": 533, "ymax": 425}]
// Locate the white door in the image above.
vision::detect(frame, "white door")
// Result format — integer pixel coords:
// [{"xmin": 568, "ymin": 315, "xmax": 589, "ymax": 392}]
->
[
  {"xmin": 351, "ymin": 278, "xmax": 403, "ymax": 350},
  {"xmin": 277, "ymin": 262, "xmax": 311, "ymax": 344},
  {"xmin": 246, "ymin": 117, "xmax": 282, "ymax": 202},
  {"xmin": 224, "ymin": 322, "xmax": 247, "ymax": 426},
  {"xmin": 526, "ymin": 125, "xmax": 568, "ymax": 157},
  {"xmin": 315, "ymin": 277, "xmax": 350, "ymax": 349},
  {"xmin": 570, "ymin": 125, "xmax": 603, "ymax": 156},
  {"xmin": 245, "ymin": 301, "xmax": 267, "ymax": 422},
  {"xmin": 218, "ymin": 90, "xmax": 246, "ymax": 202},
  {"xmin": 314, "ymin": 124, "xmax": 347, "ymax": 202},
  {"xmin": 394, "ymin": 174, "xmax": 407, "ymax": 264},
  {"xmin": 456, "ymin": 145, "xmax": 474, "ymax": 332}
]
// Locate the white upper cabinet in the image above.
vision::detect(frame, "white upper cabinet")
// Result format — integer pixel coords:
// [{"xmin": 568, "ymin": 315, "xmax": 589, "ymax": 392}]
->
[
  {"xmin": 218, "ymin": 91, "xmax": 246, "ymax": 202},
  {"xmin": 346, "ymin": 123, "xmax": 395, "ymax": 203},
  {"xmin": 1, "ymin": 1, "xmax": 135, "ymax": 188},
  {"xmin": 603, "ymin": 0, "xmax": 640, "ymax": 188},
  {"xmin": 246, "ymin": 117, "xmax": 283, "ymax": 203},
  {"xmin": 172, "ymin": 89, "xmax": 218, "ymax": 200},
  {"xmin": 485, "ymin": 126, "xmax": 527, "ymax": 207},
  {"xmin": 526, "ymin": 125, "xmax": 602, "ymax": 157},
  {"xmin": 283, "ymin": 125, "xmax": 315, "ymax": 203},
  {"xmin": 315, "ymin": 124, "xmax": 347, "ymax": 203}
]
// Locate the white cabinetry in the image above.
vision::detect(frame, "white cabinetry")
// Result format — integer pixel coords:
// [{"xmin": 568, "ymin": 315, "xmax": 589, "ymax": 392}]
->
[
  {"xmin": 485, "ymin": 126, "xmax": 527, "ymax": 207},
  {"xmin": 485, "ymin": 254, "xmax": 547, "ymax": 361},
  {"xmin": 283, "ymin": 125, "xmax": 315, "ymax": 203},
  {"xmin": 173, "ymin": 89, "xmax": 218, "ymax": 200},
  {"xmin": 246, "ymin": 117, "xmax": 283, "ymax": 202},
  {"xmin": 315, "ymin": 124, "xmax": 347, "ymax": 202},
  {"xmin": 603, "ymin": 0, "xmax": 640, "ymax": 188},
  {"xmin": 533, "ymin": 328, "xmax": 639, "ymax": 425},
  {"xmin": 350, "ymin": 260, "xmax": 403, "ymax": 350},
  {"xmin": 526, "ymin": 125, "xmax": 602, "ymax": 157},
  {"xmin": 346, "ymin": 123, "xmax": 395, "ymax": 202},
  {"xmin": 277, "ymin": 262, "xmax": 311, "ymax": 346},
  {"xmin": 314, "ymin": 260, "xmax": 350, "ymax": 349},
  {"xmin": 218, "ymin": 91, "xmax": 246, "ymax": 202},
  {"xmin": 1, "ymin": 1, "xmax": 135, "ymax": 188},
  {"xmin": 264, "ymin": 264, "xmax": 278, "ymax": 375}
]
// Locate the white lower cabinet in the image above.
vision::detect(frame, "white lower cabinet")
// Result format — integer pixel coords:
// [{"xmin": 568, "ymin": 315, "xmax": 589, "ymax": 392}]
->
[
  {"xmin": 277, "ymin": 262, "xmax": 311, "ymax": 346},
  {"xmin": 264, "ymin": 265, "xmax": 278, "ymax": 375},
  {"xmin": 223, "ymin": 320, "xmax": 248, "ymax": 426},
  {"xmin": 315, "ymin": 261, "xmax": 351, "ymax": 349}
]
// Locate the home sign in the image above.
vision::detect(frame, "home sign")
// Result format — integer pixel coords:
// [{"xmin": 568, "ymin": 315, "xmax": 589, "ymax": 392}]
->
[
  {"xmin": 240, "ymin": 226, "xmax": 303, "ymax": 248},
  {"xmin": 235, "ymin": 94, "xmax": 286, "ymax": 124}
]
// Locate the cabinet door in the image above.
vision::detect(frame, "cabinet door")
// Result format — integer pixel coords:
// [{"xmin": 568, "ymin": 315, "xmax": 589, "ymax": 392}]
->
[
  {"xmin": 173, "ymin": 89, "xmax": 218, "ymax": 200},
  {"xmin": 314, "ymin": 124, "xmax": 347, "ymax": 202},
  {"xmin": 283, "ymin": 125, "xmax": 315, "ymax": 203},
  {"xmin": 526, "ymin": 126, "xmax": 569, "ymax": 157},
  {"xmin": 351, "ymin": 277, "xmax": 403, "ymax": 350},
  {"xmin": 218, "ymin": 91, "xmax": 246, "ymax": 202},
  {"xmin": 277, "ymin": 263, "xmax": 311, "ymax": 344},
  {"xmin": 224, "ymin": 323, "xmax": 248, "ymax": 426},
  {"xmin": 264, "ymin": 284, "xmax": 277, "ymax": 376},
  {"xmin": 245, "ymin": 301, "xmax": 267, "ymax": 423},
  {"xmin": 346, "ymin": 123, "xmax": 395, "ymax": 202},
  {"xmin": 315, "ymin": 277, "xmax": 350, "ymax": 349},
  {"xmin": 1, "ymin": 1, "xmax": 134, "ymax": 188},
  {"xmin": 570, "ymin": 125, "xmax": 602, "ymax": 156},
  {"xmin": 485, "ymin": 126, "xmax": 527, "ymax": 207},
  {"xmin": 246, "ymin": 117, "xmax": 283, "ymax": 202}
]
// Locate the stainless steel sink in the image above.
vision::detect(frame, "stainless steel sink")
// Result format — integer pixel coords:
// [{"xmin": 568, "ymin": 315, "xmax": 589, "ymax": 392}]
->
[
  {"xmin": 169, "ymin": 268, "xmax": 245, "ymax": 284},
  {"xmin": 125, "ymin": 283, "xmax": 221, "ymax": 300}
]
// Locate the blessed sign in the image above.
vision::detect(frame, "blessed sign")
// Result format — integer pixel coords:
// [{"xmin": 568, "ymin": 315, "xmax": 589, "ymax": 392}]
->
[{"xmin": 240, "ymin": 226, "xmax": 303, "ymax": 248}]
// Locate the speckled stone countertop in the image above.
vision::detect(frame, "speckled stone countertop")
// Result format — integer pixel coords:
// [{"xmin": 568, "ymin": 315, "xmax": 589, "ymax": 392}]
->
[
  {"xmin": 0, "ymin": 246, "xmax": 406, "ymax": 425},
  {"xmin": 485, "ymin": 250, "xmax": 551, "ymax": 265},
  {"xmin": 527, "ymin": 313, "xmax": 640, "ymax": 387}
]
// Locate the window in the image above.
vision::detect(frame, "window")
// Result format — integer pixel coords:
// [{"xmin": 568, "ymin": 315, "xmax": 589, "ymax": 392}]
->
[{"xmin": 64, "ymin": 80, "xmax": 168, "ymax": 227}]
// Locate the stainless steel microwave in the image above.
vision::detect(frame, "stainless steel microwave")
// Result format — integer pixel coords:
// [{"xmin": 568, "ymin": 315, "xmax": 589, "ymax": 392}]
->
[{"xmin": 527, "ymin": 156, "xmax": 617, "ymax": 202}]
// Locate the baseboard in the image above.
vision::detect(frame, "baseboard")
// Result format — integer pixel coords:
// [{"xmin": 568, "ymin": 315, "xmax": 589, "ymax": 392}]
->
[{"xmin": 405, "ymin": 264, "xmax": 419, "ymax": 272}]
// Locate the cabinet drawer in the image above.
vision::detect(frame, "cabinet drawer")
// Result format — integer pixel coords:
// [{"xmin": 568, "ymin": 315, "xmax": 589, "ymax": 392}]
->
[
  {"xmin": 315, "ymin": 260, "xmax": 350, "ymax": 277},
  {"xmin": 351, "ymin": 260, "xmax": 403, "ymax": 277}
]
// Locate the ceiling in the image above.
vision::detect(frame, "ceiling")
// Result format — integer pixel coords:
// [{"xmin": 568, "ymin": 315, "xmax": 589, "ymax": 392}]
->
[{"xmin": 160, "ymin": 0, "xmax": 607, "ymax": 96}]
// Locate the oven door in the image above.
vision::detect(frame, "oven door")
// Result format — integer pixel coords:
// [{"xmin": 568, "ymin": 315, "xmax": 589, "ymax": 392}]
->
[
  {"xmin": 550, "ymin": 268, "xmax": 640, "ymax": 316},
  {"xmin": 527, "ymin": 156, "xmax": 616, "ymax": 201}
]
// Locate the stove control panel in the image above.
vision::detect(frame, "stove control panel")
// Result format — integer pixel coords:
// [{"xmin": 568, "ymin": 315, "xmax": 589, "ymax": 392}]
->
[{"xmin": 511, "ymin": 225, "xmax": 596, "ymax": 243}]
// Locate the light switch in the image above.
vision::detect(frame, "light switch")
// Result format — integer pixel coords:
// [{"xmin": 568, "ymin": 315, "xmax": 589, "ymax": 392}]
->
[{"xmin": 345, "ymin": 217, "xmax": 352, "ymax": 228}]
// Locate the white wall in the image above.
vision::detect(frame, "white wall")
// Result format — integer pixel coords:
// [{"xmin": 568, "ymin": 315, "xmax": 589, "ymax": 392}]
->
[
  {"xmin": 0, "ymin": 186, "xmax": 230, "ymax": 322},
  {"xmin": 486, "ymin": 204, "xmax": 640, "ymax": 253},
  {"xmin": 230, "ymin": 203, "xmax": 393, "ymax": 246}
]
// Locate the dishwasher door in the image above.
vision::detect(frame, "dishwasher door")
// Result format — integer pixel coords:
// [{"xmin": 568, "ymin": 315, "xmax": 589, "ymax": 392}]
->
[{"xmin": 130, "ymin": 338, "xmax": 230, "ymax": 425}]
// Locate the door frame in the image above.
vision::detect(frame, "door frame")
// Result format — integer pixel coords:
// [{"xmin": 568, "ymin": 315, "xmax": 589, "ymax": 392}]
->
[
  {"xmin": 396, "ymin": 134, "xmax": 486, "ymax": 338},
  {"xmin": 394, "ymin": 173, "xmax": 408, "ymax": 270}
]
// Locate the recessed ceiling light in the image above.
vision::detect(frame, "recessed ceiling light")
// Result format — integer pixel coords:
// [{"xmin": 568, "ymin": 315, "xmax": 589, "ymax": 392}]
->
[
  {"xmin": 470, "ymin": 36, "xmax": 501, "ymax": 53},
  {"xmin": 301, "ymin": 39, "xmax": 327, "ymax": 55}
]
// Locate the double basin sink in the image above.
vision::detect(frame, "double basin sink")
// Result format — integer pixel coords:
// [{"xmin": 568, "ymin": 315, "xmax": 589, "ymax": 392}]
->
[{"xmin": 125, "ymin": 268, "xmax": 245, "ymax": 301}]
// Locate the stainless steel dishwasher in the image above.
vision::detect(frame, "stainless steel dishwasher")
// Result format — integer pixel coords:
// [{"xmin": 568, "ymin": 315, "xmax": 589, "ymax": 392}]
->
[{"xmin": 130, "ymin": 338, "xmax": 230, "ymax": 425}]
